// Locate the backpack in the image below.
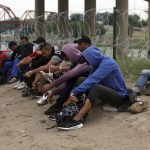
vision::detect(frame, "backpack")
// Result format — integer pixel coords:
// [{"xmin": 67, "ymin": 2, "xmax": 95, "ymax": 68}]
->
[{"xmin": 55, "ymin": 94, "xmax": 86, "ymax": 126}]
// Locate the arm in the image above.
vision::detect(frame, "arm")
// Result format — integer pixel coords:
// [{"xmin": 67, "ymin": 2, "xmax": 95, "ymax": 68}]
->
[
  {"xmin": 46, "ymin": 63, "xmax": 90, "ymax": 90},
  {"xmin": 41, "ymin": 63, "xmax": 89, "ymax": 92},
  {"xmin": 71, "ymin": 62, "xmax": 114, "ymax": 95},
  {"xmin": 17, "ymin": 56, "xmax": 32, "ymax": 67},
  {"xmin": 25, "ymin": 55, "xmax": 62, "ymax": 78},
  {"xmin": 31, "ymin": 60, "xmax": 58, "ymax": 75},
  {"xmin": 52, "ymin": 84, "xmax": 66, "ymax": 95},
  {"xmin": 49, "ymin": 61, "xmax": 71, "ymax": 73}
]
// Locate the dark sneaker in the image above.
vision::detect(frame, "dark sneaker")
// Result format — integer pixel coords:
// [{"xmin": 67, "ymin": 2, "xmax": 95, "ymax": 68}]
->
[
  {"xmin": 58, "ymin": 120, "xmax": 83, "ymax": 130},
  {"xmin": 44, "ymin": 104, "xmax": 61, "ymax": 115},
  {"xmin": 49, "ymin": 114, "xmax": 56, "ymax": 121},
  {"xmin": 22, "ymin": 87, "xmax": 29, "ymax": 94},
  {"xmin": 0, "ymin": 77, "xmax": 7, "ymax": 85},
  {"xmin": 22, "ymin": 89, "xmax": 32, "ymax": 97}
]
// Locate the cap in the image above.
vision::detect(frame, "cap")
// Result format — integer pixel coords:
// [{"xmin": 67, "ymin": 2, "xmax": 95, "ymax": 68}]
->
[
  {"xmin": 33, "ymin": 37, "xmax": 46, "ymax": 44},
  {"xmin": 74, "ymin": 36, "xmax": 91, "ymax": 45}
]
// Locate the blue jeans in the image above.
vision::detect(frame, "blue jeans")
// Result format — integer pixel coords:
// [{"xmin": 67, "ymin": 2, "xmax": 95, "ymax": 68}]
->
[
  {"xmin": 2, "ymin": 58, "xmax": 20, "ymax": 78},
  {"xmin": 135, "ymin": 69, "xmax": 150, "ymax": 92},
  {"xmin": 11, "ymin": 58, "xmax": 20, "ymax": 77}
]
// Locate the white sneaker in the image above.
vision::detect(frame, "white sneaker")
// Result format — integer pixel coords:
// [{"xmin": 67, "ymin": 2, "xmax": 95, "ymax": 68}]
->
[
  {"xmin": 103, "ymin": 104, "xmax": 118, "ymax": 112},
  {"xmin": 36, "ymin": 93, "xmax": 48, "ymax": 105},
  {"xmin": 14, "ymin": 81, "xmax": 21, "ymax": 89},
  {"xmin": 36, "ymin": 90, "xmax": 52, "ymax": 105},
  {"xmin": 17, "ymin": 82, "xmax": 26, "ymax": 90}
]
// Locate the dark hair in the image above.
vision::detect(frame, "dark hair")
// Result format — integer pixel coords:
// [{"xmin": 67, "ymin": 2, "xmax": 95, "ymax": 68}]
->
[
  {"xmin": 8, "ymin": 41, "xmax": 17, "ymax": 49},
  {"xmin": 74, "ymin": 35, "xmax": 91, "ymax": 46},
  {"xmin": 39, "ymin": 43, "xmax": 52, "ymax": 50},
  {"xmin": 60, "ymin": 51, "xmax": 67, "ymax": 58},
  {"xmin": 20, "ymin": 36, "xmax": 28, "ymax": 41},
  {"xmin": 33, "ymin": 37, "xmax": 46, "ymax": 44}
]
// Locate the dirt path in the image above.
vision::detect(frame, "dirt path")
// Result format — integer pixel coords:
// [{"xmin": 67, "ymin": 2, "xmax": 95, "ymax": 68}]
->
[{"xmin": 0, "ymin": 84, "xmax": 150, "ymax": 150}]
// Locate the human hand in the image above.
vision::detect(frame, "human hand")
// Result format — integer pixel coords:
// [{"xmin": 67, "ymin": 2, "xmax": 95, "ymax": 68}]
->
[{"xmin": 68, "ymin": 95, "xmax": 78, "ymax": 104}]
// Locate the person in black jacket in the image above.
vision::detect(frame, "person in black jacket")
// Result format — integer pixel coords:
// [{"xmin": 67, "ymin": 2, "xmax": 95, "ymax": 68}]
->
[
  {"xmin": 8, "ymin": 37, "xmax": 33, "ymax": 84},
  {"xmin": 22, "ymin": 43, "xmax": 62, "ymax": 97}
]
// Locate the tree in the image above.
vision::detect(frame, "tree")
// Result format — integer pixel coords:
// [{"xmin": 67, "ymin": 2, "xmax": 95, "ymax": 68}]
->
[
  {"xmin": 70, "ymin": 13, "xmax": 83, "ymax": 21},
  {"xmin": 96, "ymin": 12, "xmax": 113, "ymax": 25},
  {"xmin": 129, "ymin": 14, "xmax": 140, "ymax": 27}
]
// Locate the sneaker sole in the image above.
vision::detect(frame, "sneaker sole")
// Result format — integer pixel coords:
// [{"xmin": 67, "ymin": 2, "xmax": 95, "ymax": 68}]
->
[
  {"xmin": 34, "ymin": 96, "xmax": 42, "ymax": 98},
  {"xmin": 58, "ymin": 123, "xmax": 83, "ymax": 130},
  {"xmin": 37, "ymin": 101, "xmax": 47, "ymax": 106},
  {"xmin": 50, "ymin": 118, "xmax": 56, "ymax": 121},
  {"xmin": 17, "ymin": 87, "xmax": 26, "ymax": 90}
]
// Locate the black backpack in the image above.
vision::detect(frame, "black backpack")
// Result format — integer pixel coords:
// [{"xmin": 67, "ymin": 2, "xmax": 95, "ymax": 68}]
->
[{"xmin": 55, "ymin": 94, "xmax": 86, "ymax": 126}]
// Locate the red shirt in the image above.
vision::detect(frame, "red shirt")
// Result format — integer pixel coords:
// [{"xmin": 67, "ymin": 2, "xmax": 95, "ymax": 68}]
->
[
  {"xmin": 29, "ymin": 51, "xmax": 38, "ymax": 58},
  {"xmin": 0, "ymin": 50, "xmax": 12, "ymax": 69}
]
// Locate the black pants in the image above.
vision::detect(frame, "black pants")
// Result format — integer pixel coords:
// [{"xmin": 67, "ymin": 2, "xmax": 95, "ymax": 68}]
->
[
  {"xmin": 19, "ymin": 64, "xmax": 30, "ymax": 82},
  {"xmin": 55, "ymin": 77, "xmax": 79, "ymax": 108},
  {"xmin": 24, "ymin": 74, "xmax": 35, "ymax": 88},
  {"xmin": 88, "ymin": 84, "xmax": 126, "ymax": 108}
]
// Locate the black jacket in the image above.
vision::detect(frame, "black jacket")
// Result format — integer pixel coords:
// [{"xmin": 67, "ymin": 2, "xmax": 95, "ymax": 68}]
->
[
  {"xmin": 10, "ymin": 43, "xmax": 33, "ymax": 61},
  {"xmin": 18, "ymin": 43, "xmax": 33, "ymax": 60}
]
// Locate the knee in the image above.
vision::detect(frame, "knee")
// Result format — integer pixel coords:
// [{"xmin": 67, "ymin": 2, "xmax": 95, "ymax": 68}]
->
[
  {"xmin": 140, "ymin": 69, "xmax": 150, "ymax": 76},
  {"xmin": 4, "ymin": 62, "xmax": 10, "ymax": 67},
  {"xmin": 14, "ymin": 58, "xmax": 20, "ymax": 63},
  {"xmin": 90, "ymin": 84, "xmax": 102, "ymax": 93}
]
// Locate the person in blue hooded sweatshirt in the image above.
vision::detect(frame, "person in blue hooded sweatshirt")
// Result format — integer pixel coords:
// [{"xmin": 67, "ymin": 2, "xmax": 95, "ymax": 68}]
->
[{"xmin": 58, "ymin": 46, "xmax": 130, "ymax": 130}]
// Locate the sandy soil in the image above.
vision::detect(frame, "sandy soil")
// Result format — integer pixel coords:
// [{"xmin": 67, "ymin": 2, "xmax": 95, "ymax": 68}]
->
[{"xmin": 0, "ymin": 83, "xmax": 150, "ymax": 150}]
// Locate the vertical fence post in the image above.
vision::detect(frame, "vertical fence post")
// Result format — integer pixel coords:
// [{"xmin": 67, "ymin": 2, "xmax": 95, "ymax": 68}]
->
[
  {"xmin": 0, "ymin": 34, "xmax": 1, "ymax": 50},
  {"xmin": 113, "ymin": 7, "xmax": 117, "ymax": 60}
]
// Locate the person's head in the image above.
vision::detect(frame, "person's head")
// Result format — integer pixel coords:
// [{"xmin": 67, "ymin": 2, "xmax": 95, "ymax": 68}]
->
[
  {"xmin": 39, "ymin": 43, "xmax": 53, "ymax": 58},
  {"xmin": 74, "ymin": 36, "xmax": 91, "ymax": 52},
  {"xmin": 82, "ymin": 46, "xmax": 103, "ymax": 68},
  {"xmin": 20, "ymin": 36, "xmax": 28, "ymax": 46},
  {"xmin": 61, "ymin": 43, "xmax": 81, "ymax": 64},
  {"xmin": 33, "ymin": 37, "xmax": 46, "ymax": 52},
  {"xmin": 33, "ymin": 37, "xmax": 46, "ymax": 45},
  {"xmin": 8, "ymin": 41, "xmax": 17, "ymax": 51}
]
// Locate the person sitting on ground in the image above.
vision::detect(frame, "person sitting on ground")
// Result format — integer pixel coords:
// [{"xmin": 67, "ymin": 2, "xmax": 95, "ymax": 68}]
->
[
  {"xmin": 42, "ymin": 36, "xmax": 92, "ymax": 116},
  {"xmin": 8, "ymin": 36, "xmax": 33, "ymax": 84},
  {"xmin": 0, "ymin": 41, "xmax": 20, "ymax": 85},
  {"xmin": 36, "ymin": 43, "xmax": 89, "ymax": 106},
  {"xmin": 0, "ymin": 49, "xmax": 12, "ymax": 70},
  {"xmin": 57, "ymin": 46, "xmax": 131, "ymax": 130},
  {"xmin": 17, "ymin": 37, "xmax": 46, "ymax": 68},
  {"xmin": 14, "ymin": 37, "xmax": 46, "ymax": 90},
  {"xmin": 132, "ymin": 69, "xmax": 150, "ymax": 96},
  {"xmin": 22, "ymin": 43, "xmax": 62, "ymax": 97}
]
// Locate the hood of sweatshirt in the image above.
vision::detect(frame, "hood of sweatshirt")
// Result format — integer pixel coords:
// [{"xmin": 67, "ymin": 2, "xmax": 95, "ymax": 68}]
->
[{"xmin": 61, "ymin": 43, "xmax": 81, "ymax": 64}]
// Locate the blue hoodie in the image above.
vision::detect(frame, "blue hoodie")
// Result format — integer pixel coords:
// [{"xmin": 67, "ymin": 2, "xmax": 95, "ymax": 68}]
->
[{"xmin": 72, "ymin": 46, "xmax": 128, "ymax": 97}]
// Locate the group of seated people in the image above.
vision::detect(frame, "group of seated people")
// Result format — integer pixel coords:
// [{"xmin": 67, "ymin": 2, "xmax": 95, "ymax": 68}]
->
[{"xmin": 0, "ymin": 35, "xmax": 148, "ymax": 130}]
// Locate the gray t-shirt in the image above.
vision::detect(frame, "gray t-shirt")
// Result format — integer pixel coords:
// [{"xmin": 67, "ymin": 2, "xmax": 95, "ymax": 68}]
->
[{"xmin": 50, "ymin": 55, "xmax": 62, "ymax": 64}]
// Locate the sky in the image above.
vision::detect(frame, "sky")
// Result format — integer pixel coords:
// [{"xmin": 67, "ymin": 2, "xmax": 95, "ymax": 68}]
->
[{"xmin": 0, "ymin": 0, "xmax": 148, "ymax": 18}]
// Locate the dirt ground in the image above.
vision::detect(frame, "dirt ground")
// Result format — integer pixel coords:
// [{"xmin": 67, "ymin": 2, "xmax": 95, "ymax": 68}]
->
[{"xmin": 0, "ymin": 83, "xmax": 150, "ymax": 150}]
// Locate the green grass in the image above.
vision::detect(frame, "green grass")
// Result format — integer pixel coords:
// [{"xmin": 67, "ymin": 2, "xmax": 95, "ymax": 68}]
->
[{"xmin": 118, "ymin": 57, "xmax": 150, "ymax": 82}]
